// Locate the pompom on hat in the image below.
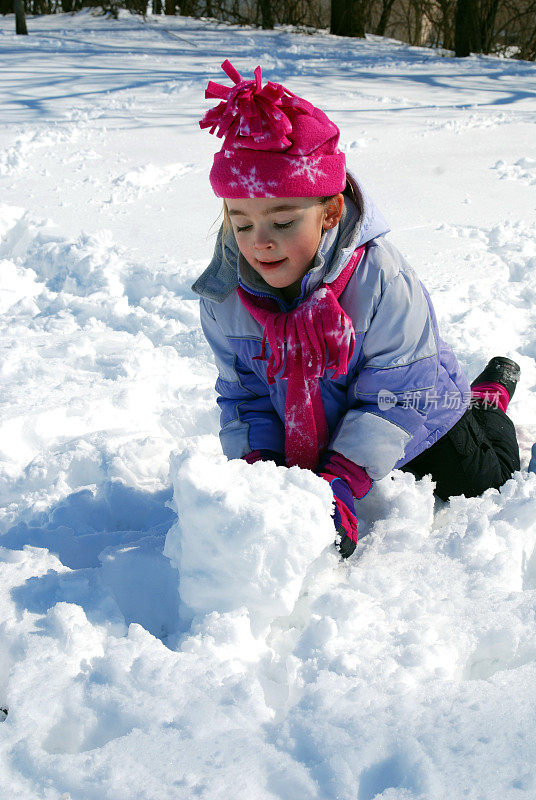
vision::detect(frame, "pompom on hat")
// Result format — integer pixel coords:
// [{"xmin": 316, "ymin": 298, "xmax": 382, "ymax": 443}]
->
[{"xmin": 199, "ymin": 60, "xmax": 346, "ymax": 199}]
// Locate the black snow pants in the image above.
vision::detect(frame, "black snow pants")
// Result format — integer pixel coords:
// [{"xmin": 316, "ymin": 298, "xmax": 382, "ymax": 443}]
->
[{"xmin": 402, "ymin": 403, "xmax": 520, "ymax": 501}]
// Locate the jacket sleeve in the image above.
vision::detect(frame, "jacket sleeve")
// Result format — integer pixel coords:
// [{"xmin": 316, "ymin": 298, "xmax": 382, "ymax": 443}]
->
[
  {"xmin": 200, "ymin": 299, "xmax": 285, "ymax": 460},
  {"xmin": 330, "ymin": 269, "xmax": 439, "ymax": 480}
]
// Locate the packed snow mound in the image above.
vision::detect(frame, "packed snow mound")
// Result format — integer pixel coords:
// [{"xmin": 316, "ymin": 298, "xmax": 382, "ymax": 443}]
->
[{"xmin": 165, "ymin": 440, "xmax": 335, "ymax": 633}]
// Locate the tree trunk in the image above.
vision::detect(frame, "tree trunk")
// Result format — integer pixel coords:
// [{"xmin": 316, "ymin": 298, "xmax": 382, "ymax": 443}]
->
[
  {"xmin": 454, "ymin": 0, "xmax": 478, "ymax": 55},
  {"xmin": 153, "ymin": 0, "xmax": 162, "ymax": 12},
  {"xmin": 331, "ymin": 0, "xmax": 343, "ymax": 33},
  {"xmin": 437, "ymin": 0, "xmax": 456, "ymax": 51},
  {"xmin": 178, "ymin": 1, "xmax": 196, "ymax": 14},
  {"xmin": 375, "ymin": 0, "xmax": 396, "ymax": 36},
  {"xmin": 258, "ymin": 0, "xmax": 274, "ymax": 29},
  {"xmin": 165, "ymin": 0, "xmax": 175, "ymax": 14},
  {"xmin": 479, "ymin": 0, "xmax": 500, "ymax": 53},
  {"xmin": 410, "ymin": 0, "xmax": 426, "ymax": 45},
  {"xmin": 62, "ymin": 0, "xmax": 73, "ymax": 11},
  {"xmin": 14, "ymin": 0, "xmax": 28, "ymax": 35},
  {"xmin": 331, "ymin": 0, "xmax": 366, "ymax": 37}
]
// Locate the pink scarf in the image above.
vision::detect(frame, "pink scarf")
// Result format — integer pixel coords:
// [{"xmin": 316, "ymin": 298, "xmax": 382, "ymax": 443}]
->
[{"xmin": 237, "ymin": 245, "xmax": 365, "ymax": 471}]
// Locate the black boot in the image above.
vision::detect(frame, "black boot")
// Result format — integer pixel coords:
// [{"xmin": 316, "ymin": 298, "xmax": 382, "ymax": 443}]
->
[{"xmin": 471, "ymin": 356, "xmax": 521, "ymax": 400}]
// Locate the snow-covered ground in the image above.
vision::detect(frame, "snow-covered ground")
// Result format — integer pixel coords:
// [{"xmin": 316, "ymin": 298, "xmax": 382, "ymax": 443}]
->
[{"xmin": 1, "ymin": 10, "xmax": 536, "ymax": 799}]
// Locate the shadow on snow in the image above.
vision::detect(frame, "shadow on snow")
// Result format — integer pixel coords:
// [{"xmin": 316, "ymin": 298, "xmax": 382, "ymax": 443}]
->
[{"xmin": 5, "ymin": 480, "xmax": 186, "ymax": 645}]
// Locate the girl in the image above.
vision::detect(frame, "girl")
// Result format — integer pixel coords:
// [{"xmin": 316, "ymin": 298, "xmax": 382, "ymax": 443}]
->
[{"xmin": 193, "ymin": 60, "xmax": 521, "ymax": 558}]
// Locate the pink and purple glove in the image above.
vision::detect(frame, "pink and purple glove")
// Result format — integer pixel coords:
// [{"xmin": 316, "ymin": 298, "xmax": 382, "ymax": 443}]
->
[{"xmin": 319, "ymin": 452, "xmax": 372, "ymax": 558}]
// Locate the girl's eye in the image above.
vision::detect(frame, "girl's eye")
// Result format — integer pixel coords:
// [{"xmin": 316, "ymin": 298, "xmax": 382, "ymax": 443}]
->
[
  {"xmin": 274, "ymin": 221, "xmax": 294, "ymax": 230},
  {"xmin": 235, "ymin": 221, "xmax": 294, "ymax": 233}
]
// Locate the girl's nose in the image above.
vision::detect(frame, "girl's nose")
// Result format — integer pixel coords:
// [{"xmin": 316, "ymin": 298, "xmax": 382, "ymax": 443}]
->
[{"xmin": 254, "ymin": 227, "xmax": 274, "ymax": 250}]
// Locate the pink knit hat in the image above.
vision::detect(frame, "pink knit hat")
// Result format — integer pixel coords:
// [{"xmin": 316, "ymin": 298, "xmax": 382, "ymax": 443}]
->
[{"xmin": 200, "ymin": 60, "xmax": 346, "ymax": 199}]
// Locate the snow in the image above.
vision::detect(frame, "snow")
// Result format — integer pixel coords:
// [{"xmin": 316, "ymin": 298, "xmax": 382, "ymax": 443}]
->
[{"xmin": 1, "ymin": 9, "xmax": 536, "ymax": 800}]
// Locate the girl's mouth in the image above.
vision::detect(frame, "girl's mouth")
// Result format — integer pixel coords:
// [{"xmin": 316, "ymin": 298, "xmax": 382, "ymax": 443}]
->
[{"xmin": 257, "ymin": 258, "xmax": 286, "ymax": 269}]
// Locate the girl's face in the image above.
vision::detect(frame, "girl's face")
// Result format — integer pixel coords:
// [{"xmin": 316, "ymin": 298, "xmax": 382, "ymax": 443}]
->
[{"xmin": 226, "ymin": 195, "xmax": 344, "ymax": 300}]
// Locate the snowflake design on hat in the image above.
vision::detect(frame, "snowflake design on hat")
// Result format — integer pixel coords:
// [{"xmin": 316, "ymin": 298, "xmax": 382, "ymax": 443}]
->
[
  {"xmin": 289, "ymin": 155, "xmax": 327, "ymax": 184},
  {"xmin": 229, "ymin": 165, "xmax": 277, "ymax": 197}
]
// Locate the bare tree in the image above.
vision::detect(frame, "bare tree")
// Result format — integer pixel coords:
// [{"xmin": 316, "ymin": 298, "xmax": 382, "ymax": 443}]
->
[
  {"xmin": 493, "ymin": 0, "xmax": 536, "ymax": 58},
  {"xmin": 477, "ymin": 0, "xmax": 501, "ymax": 50},
  {"xmin": 258, "ymin": 0, "xmax": 274, "ymax": 27},
  {"xmin": 424, "ymin": 0, "xmax": 457, "ymax": 50},
  {"xmin": 455, "ymin": 0, "xmax": 478, "ymax": 53},
  {"xmin": 375, "ymin": 0, "xmax": 398, "ymax": 34},
  {"xmin": 331, "ymin": 0, "xmax": 367, "ymax": 36},
  {"xmin": 178, "ymin": 0, "xmax": 196, "ymax": 13},
  {"xmin": 454, "ymin": 0, "xmax": 503, "ymax": 54},
  {"xmin": 15, "ymin": 0, "xmax": 28, "ymax": 33}
]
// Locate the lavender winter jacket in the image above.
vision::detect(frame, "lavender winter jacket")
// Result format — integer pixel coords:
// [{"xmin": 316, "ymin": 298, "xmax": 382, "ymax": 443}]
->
[{"xmin": 192, "ymin": 175, "xmax": 470, "ymax": 480}]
